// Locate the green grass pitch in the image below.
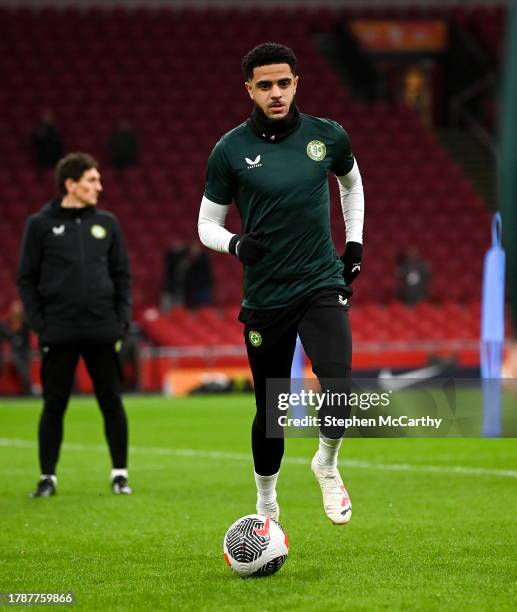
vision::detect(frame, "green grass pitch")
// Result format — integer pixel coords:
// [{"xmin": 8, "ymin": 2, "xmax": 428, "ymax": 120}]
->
[{"xmin": 0, "ymin": 394, "xmax": 516, "ymax": 611}]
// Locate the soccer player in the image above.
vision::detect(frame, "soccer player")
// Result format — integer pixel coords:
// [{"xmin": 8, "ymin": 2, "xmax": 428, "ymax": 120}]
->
[
  {"xmin": 198, "ymin": 43, "xmax": 364, "ymax": 524},
  {"xmin": 17, "ymin": 152, "xmax": 133, "ymax": 497}
]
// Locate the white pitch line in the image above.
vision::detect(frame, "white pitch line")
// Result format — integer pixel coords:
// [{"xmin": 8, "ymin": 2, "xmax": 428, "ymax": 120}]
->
[{"xmin": 0, "ymin": 438, "xmax": 516, "ymax": 479}]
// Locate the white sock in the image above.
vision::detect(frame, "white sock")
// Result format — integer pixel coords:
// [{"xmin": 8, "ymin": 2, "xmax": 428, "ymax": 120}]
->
[
  {"xmin": 41, "ymin": 474, "xmax": 57, "ymax": 486},
  {"xmin": 317, "ymin": 435, "xmax": 342, "ymax": 468},
  {"xmin": 254, "ymin": 471, "xmax": 279, "ymax": 508},
  {"xmin": 111, "ymin": 468, "xmax": 128, "ymax": 480}
]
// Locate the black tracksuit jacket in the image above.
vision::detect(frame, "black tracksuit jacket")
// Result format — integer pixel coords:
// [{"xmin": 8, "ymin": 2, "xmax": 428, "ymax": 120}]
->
[{"xmin": 16, "ymin": 200, "xmax": 132, "ymax": 345}]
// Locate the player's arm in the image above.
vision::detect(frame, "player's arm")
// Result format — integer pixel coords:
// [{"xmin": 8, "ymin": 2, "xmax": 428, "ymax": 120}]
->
[
  {"xmin": 16, "ymin": 216, "xmax": 45, "ymax": 332},
  {"xmin": 336, "ymin": 160, "xmax": 364, "ymax": 285},
  {"xmin": 330, "ymin": 123, "xmax": 365, "ymax": 285},
  {"xmin": 198, "ymin": 197, "xmax": 270, "ymax": 266},
  {"xmin": 336, "ymin": 159, "xmax": 364, "ymax": 245},
  {"xmin": 108, "ymin": 217, "xmax": 132, "ymax": 331},
  {"xmin": 199, "ymin": 140, "xmax": 269, "ymax": 266},
  {"xmin": 198, "ymin": 196, "xmax": 234, "ymax": 253}
]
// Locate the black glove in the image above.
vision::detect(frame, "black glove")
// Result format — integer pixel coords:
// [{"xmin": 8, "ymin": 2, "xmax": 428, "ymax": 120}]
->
[
  {"xmin": 229, "ymin": 231, "xmax": 271, "ymax": 266},
  {"xmin": 341, "ymin": 241, "xmax": 363, "ymax": 285}
]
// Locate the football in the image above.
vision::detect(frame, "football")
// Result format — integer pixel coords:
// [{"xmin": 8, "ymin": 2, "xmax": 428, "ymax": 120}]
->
[{"xmin": 223, "ymin": 514, "xmax": 289, "ymax": 578}]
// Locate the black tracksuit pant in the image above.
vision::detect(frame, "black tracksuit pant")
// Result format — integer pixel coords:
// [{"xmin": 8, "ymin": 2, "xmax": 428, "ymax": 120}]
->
[
  {"xmin": 39, "ymin": 343, "xmax": 128, "ymax": 474},
  {"xmin": 239, "ymin": 286, "xmax": 352, "ymax": 476}
]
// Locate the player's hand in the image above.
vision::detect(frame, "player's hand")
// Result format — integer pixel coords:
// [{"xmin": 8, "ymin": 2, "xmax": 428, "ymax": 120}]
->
[
  {"xmin": 229, "ymin": 231, "xmax": 271, "ymax": 266},
  {"xmin": 341, "ymin": 241, "xmax": 363, "ymax": 285}
]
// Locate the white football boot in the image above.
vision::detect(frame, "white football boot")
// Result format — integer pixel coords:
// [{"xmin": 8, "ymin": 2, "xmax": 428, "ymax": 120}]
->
[
  {"xmin": 311, "ymin": 453, "xmax": 352, "ymax": 525},
  {"xmin": 112, "ymin": 475, "xmax": 132, "ymax": 495},
  {"xmin": 256, "ymin": 498, "xmax": 280, "ymax": 522}
]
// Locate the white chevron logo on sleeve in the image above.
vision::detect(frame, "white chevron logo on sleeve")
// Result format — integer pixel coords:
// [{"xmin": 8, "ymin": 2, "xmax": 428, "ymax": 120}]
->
[{"xmin": 245, "ymin": 155, "xmax": 261, "ymax": 166}]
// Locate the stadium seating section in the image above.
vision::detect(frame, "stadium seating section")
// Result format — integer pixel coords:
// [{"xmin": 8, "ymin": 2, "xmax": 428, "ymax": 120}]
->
[
  {"xmin": 140, "ymin": 301, "xmax": 482, "ymax": 349},
  {"xmin": 0, "ymin": 5, "xmax": 503, "ymax": 383}
]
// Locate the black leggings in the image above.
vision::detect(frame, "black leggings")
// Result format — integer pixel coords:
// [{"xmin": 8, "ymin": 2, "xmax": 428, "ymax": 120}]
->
[
  {"xmin": 39, "ymin": 343, "xmax": 128, "ymax": 474},
  {"xmin": 240, "ymin": 286, "xmax": 352, "ymax": 476}
]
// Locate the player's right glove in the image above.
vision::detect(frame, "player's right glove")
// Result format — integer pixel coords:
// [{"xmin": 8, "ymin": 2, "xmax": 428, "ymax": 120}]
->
[
  {"xmin": 229, "ymin": 231, "xmax": 271, "ymax": 266},
  {"xmin": 340, "ymin": 241, "xmax": 363, "ymax": 285}
]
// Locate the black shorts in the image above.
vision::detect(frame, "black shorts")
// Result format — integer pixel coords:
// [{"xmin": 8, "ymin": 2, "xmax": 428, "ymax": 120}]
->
[
  {"xmin": 239, "ymin": 284, "xmax": 352, "ymax": 363},
  {"xmin": 239, "ymin": 285, "xmax": 353, "ymax": 438}
]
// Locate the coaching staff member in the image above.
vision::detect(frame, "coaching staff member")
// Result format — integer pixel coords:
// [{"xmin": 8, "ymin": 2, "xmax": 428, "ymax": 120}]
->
[{"xmin": 17, "ymin": 152, "xmax": 132, "ymax": 497}]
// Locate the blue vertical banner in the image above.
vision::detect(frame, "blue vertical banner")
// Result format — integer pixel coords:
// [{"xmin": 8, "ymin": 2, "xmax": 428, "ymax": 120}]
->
[
  {"xmin": 290, "ymin": 336, "xmax": 306, "ymax": 418},
  {"xmin": 481, "ymin": 213, "xmax": 505, "ymax": 437}
]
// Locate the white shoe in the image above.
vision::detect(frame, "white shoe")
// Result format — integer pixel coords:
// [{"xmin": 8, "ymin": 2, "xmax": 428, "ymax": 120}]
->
[
  {"xmin": 311, "ymin": 453, "xmax": 352, "ymax": 525},
  {"xmin": 112, "ymin": 475, "xmax": 132, "ymax": 495},
  {"xmin": 256, "ymin": 499, "xmax": 280, "ymax": 522}
]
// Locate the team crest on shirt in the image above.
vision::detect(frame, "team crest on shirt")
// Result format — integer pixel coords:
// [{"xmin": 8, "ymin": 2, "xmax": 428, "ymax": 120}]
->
[
  {"xmin": 249, "ymin": 330, "xmax": 262, "ymax": 347},
  {"xmin": 91, "ymin": 224, "xmax": 107, "ymax": 239},
  {"xmin": 306, "ymin": 140, "xmax": 327, "ymax": 161}
]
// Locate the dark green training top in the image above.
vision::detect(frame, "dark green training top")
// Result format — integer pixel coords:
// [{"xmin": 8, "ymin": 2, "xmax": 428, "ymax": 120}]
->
[{"xmin": 204, "ymin": 113, "xmax": 355, "ymax": 309}]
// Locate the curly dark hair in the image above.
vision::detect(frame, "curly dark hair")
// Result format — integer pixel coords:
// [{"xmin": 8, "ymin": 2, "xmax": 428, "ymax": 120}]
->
[
  {"xmin": 241, "ymin": 42, "xmax": 297, "ymax": 80},
  {"xmin": 55, "ymin": 152, "xmax": 98, "ymax": 196}
]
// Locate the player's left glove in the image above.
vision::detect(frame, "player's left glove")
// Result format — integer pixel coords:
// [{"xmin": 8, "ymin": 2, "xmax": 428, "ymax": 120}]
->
[{"xmin": 340, "ymin": 242, "xmax": 363, "ymax": 285}]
